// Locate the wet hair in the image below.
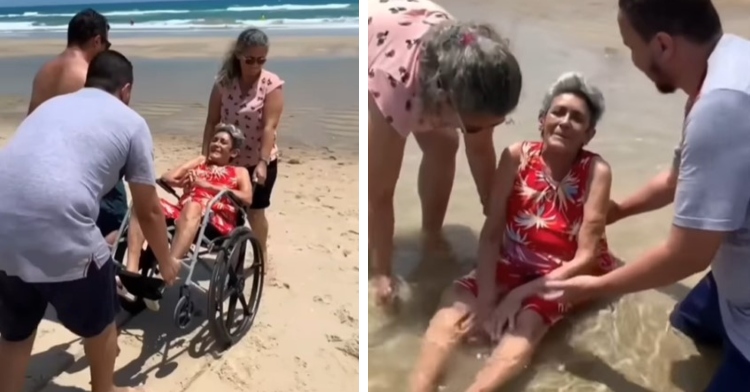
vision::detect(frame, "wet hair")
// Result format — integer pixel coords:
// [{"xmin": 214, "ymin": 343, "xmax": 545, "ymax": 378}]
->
[
  {"xmin": 84, "ymin": 50, "xmax": 133, "ymax": 94},
  {"xmin": 618, "ymin": 0, "xmax": 722, "ymax": 44},
  {"xmin": 67, "ymin": 8, "xmax": 109, "ymax": 48},
  {"xmin": 214, "ymin": 123, "xmax": 245, "ymax": 150},
  {"xmin": 419, "ymin": 21, "xmax": 522, "ymax": 118},
  {"xmin": 216, "ymin": 28, "xmax": 269, "ymax": 86},
  {"xmin": 540, "ymin": 72, "xmax": 605, "ymax": 128}
]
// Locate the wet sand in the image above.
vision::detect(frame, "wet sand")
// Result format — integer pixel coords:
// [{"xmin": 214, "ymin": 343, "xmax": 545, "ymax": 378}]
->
[
  {"xmin": 368, "ymin": 1, "xmax": 748, "ymax": 391},
  {"xmin": 0, "ymin": 34, "xmax": 358, "ymax": 391}
]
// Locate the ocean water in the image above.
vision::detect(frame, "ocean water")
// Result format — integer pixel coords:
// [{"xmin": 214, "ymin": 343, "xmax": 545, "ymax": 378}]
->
[{"xmin": 0, "ymin": 0, "xmax": 358, "ymax": 33}]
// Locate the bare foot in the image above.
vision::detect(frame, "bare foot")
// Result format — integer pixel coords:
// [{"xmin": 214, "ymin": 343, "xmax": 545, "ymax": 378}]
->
[{"xmin": 113, "ymin": 387, "xmax": 146, "ymax": 392}]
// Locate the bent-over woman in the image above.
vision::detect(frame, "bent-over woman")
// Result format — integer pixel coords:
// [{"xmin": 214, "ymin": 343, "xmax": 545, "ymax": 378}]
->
[{"xmin": 368, "ymin": 0, "xmax": 523, "ymax": 307}]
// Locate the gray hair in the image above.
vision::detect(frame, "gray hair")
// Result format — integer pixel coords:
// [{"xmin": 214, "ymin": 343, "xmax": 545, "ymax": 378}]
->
[
  {"xmin": 214, "ymin": 123, "xmax": 245, "ymax": 150},
  {"xmin": 540, "ymin": 72, "xmax": 605, "ymax": 128},
  {"xmin": 419, "ymin": 20, "xmax": 522, "ymax": 118},
  {"xmin": 217, "ymin": 28, "xmax": 269, "ymax": 86}
]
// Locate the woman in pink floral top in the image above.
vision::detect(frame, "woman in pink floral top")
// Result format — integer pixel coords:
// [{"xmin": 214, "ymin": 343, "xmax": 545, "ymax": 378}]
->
[{"xmin": 203, "ymin": 28, "xmax": 284, "ymax": 263}]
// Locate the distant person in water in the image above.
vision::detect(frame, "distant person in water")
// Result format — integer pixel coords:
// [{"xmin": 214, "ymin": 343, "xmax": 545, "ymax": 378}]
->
[{"xmin": 27, "ymin": 8, "xmax": 126, "ymax": 247}]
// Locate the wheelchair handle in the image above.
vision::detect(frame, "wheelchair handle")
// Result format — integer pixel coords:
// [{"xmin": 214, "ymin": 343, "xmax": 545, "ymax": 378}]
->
[{"xmin": 156, "ymin": 178, "xmax": 180, "ymax": 199}]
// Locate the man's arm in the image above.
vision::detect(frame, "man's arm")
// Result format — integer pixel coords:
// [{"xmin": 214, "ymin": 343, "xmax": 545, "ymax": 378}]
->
[
  {"xmin": 597, "ymin": 89, "xmax": 750, "ymax": 296},
  {"xmin": 125, "ymin": 119, "xmax": 172, "ymax": 267},
  {"xmin": 613, "ymin": 165, "xmax": 677, "ymax": 221},
  {"xmin": 464, "ymin": 128, "xmax": 497, "ymax": 215}
]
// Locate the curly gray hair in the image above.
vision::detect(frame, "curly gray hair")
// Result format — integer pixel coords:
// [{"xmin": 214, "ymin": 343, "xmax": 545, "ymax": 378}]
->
[
  {"xmin": 214, "ymin": 123, "xmax": 245, "ymax": 150},
  {"xmin": 217, "ymin": 28, "xmax": 269, "ymax": 87},
  {"xmin": 419, "ymin": 20, "xmax": 522, "ymax": 118},
  {"xmin": 540, "ymin": 72, "xmax": 605, "ymax": 128}
]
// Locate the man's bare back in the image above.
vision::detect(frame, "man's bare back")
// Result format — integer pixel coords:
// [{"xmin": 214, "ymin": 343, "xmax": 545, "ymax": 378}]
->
[{"xmin": 28, "ymin": 49, "xmax": 89, "ymax": 115}]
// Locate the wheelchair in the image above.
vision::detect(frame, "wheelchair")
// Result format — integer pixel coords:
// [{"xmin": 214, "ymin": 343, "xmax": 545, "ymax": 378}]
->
[{"xmin": 111, "ymin": 179, "xmax": 265, "ymax": 349}]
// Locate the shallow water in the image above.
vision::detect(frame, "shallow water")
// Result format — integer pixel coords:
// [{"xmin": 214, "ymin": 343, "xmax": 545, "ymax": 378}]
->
[{"xmin": 366, "ymin": 1, "xmax": 745, "ymax": 390}]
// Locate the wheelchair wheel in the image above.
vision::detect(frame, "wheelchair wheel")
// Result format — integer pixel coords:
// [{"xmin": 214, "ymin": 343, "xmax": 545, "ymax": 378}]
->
[{"xmin": 207, "ymin": 226, "xmax": 265, "ymax": 349}]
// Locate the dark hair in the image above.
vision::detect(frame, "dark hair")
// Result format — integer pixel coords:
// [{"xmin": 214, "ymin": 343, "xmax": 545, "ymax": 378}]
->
[
  {"xmin": 217, "ymin": 28, "xmax": 269, "ymax": 86},
  {"xmin": 67, "ymin": 8, "xmax": 109, "ymax": 48},
  {"xmin": 419, "ymin": 21, "xmax": 522, "ymax": 118},
  {"xmin": 618, "ymin": 0, "xmax": 721, "ymax": 43},
  {"xmin": 84, "ymin": 50, "xmax": 133, "ymax": 93}
]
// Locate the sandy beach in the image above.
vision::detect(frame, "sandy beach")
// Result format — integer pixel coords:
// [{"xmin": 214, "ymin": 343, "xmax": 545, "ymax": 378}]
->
[
  {"xmin": 0, "ymin": 32, "xmax": 359, "ymax": 391},
  {"xmin": 368, "ymin": 1, "xmax": 750, "ymax": 391}
]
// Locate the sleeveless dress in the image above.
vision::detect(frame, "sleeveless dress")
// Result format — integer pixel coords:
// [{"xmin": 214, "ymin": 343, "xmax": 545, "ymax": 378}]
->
[
  {"xmin": 457, "ymin": 141, "xmax": 616, "ymax": 325},
  {"xmin": 160, "ymin": 163, "xmax": 241, "ymax": 235},
  {"xmin": 368, "ymin": 0, "xmax": 457, "ymax": 137},
  {"xmin": 219, "ymin": 69, "xmax": 284, "ymax": 167}
]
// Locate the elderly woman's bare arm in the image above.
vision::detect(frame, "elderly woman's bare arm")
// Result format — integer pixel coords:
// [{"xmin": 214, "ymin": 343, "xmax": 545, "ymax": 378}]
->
[
  {"xmin": 229, "ymin": 166, "xmax": 254, "ymax": 205},
  {"xmin": 161, "ymin": 155, "xmax": 206, "ymax": 188},
  {"xmin": 476, "ymin": 142, "xmax": 522, "ymax": 307},
  {"xmin": 546, "ymin": 157, "xmax": 612, "ymax": 280}
]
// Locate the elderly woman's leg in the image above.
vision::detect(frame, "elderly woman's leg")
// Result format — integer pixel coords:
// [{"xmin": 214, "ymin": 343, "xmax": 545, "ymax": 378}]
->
[
  {"xmin": 465, "ymin": 309, "xmax": 549, "ymax": 392},
  {"xmin": 170, "ymin": 201, "xmax": 203, "ymax": 259},
  {"xmin": 414, "ymin": 128, "xmax": 459, "ymax": 239},
  {"xmin": 368, "ymin": 95, "xmax": 407, "ymax": 304},
  {"xmin": 410, "ymin": 287, "xmax": 476, "ymax": 392},
  {"xmin": 125, "ymin": 213, "xmax": 146, "ymax": 273}
]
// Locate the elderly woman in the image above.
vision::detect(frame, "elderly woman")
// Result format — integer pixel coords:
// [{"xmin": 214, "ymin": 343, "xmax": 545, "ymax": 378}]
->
[
  {"xmin": 203, "ymin": 27, "xmax": 284, "ymax": 267},
  {"xmin": 122, "ymin": 124, "xmax": 253, "ymax": 306},
  {"xmin": 409, "ymin": 73, "xmax": 616, "ymax": 392},
  {"xmin": 368, "ymin": 0, "xmax": 523, "ymax": 307}
]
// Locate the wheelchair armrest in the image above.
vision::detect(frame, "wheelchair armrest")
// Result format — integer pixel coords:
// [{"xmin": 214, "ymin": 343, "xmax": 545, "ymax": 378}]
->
[{"xmin": 156, "ymin": 178, "xmax": 180, "ymax": 199}]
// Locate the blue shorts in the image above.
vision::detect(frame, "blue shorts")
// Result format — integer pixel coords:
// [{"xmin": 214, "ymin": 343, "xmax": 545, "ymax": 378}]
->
[
  {"xmin": 0, "ymin": 259, "xmax": 119, "ymax": 341},
  {"xmin": 669, "ymin": 272, "xmax": 750, "ymax": 391}
]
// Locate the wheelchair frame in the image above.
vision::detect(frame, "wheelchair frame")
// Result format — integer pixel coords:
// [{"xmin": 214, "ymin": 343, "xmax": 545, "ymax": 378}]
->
[{"xmin": 111, "ymin": 179, "xmax": 265, "ymax": 349}]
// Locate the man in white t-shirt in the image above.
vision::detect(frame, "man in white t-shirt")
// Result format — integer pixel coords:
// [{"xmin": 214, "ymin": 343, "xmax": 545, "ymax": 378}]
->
[{"xmin": 544, "ymin": 1, "xmax": 750, "ymax": 390}]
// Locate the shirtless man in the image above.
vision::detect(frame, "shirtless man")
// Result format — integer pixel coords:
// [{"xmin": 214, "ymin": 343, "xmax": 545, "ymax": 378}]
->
[
  {"xmin": 29, "ymin": 8, "xmax": 127, "ymax": 245},
  {"xmin": 28, "ymin": 8, "xmax": 111, "ymax": 115}
]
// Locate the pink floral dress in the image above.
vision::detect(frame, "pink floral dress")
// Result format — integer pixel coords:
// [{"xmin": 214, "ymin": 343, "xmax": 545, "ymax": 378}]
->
[
  {"xmin": 368, "ymin": 0, "xmax": 456, "ymax": 137},
  {"xmin": 219, "ymin": 69, "xmax": 284, "ymax": 167}
]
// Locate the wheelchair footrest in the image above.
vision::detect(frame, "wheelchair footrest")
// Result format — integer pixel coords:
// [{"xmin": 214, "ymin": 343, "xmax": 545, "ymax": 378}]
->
[{"xmin": 117, "ymin": 270, "xmax": 166, "ymax": 301}]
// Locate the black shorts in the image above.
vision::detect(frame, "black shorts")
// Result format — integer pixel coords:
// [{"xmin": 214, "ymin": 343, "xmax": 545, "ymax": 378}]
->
[
  {"xmin": 0, "ymin": 259, "xmax": 119, "ymax": 341},
  {"xmin": 97, "ymin": 180, "xmax": 128, "ymax": 236},
  {"xmin": 245, "ymin": 159, "xmax": 278, "ymax": 210}
]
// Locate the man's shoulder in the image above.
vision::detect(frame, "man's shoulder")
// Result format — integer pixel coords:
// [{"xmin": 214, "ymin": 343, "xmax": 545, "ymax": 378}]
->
[{"xmin": 689, "ymin": 89, "xmax": 750, "ymax": 131}]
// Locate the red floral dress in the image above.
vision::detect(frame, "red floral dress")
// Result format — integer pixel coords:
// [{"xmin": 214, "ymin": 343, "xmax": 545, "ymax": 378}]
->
[
  {"xmin": 457, "ymin": 141, "xmax": 615, "ymax": 325},
  {"xmin": 160, "ymin": 163, "xmax": 241, "ymax": 235}
]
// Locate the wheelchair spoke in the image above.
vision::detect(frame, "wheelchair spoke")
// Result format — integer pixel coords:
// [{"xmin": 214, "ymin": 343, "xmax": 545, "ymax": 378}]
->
[
  {"xmin": 239, "ymin": 292, "xmax": 251, "ymax": 315},
  {"xmin": 225, "ymin": 293, "xmax": 239, "ymax": 331}
]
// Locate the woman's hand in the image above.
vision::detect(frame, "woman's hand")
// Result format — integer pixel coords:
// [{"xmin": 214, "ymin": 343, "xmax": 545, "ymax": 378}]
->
[
  {"xmin": 485, "ymin": 288, "xmax": 525, "ymax": 342},
  {"xmin": 373, "ymin": 274, "xmax": 397, "ymax": 310},
  {"xmin": 253, "ymin": 161, "xmax": 268, "ymax": 185}
]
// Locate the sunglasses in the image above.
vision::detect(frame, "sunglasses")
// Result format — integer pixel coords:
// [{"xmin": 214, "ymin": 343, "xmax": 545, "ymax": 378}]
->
[{"xmin": 238, "ymin": 56, "xmax": 266, "ymax": 65}]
